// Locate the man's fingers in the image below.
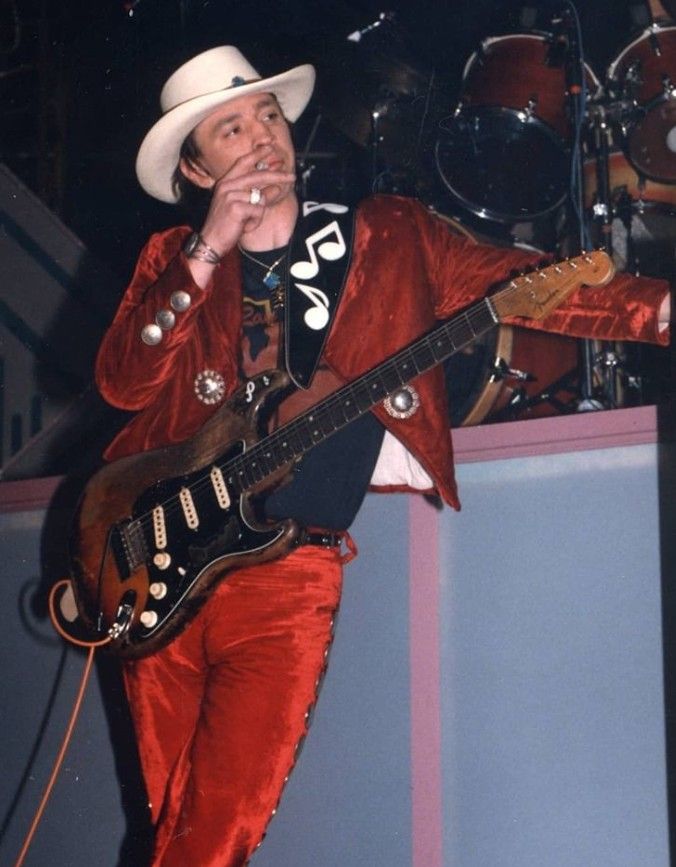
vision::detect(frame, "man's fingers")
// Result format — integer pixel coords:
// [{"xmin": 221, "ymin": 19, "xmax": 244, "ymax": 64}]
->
[{"xmin": 214, "ymin": 169, "xmax": 295, "ymax": 194}]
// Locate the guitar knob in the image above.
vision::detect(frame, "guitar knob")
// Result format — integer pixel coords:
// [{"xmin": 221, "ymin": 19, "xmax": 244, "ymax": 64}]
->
[
  {"xmin": 149, "ymin": 581, "xmax": 168, "ymax": 600},
  {"xmin": 153, "ymin": 552, "xmax": 171, "ymax": 570},
  {"xmin": 139, "ymin": 610, "xmax": 159, "ymax": 628}
]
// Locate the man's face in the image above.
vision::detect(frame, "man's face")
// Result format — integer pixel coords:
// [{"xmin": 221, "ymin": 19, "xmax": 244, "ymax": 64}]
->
[{"xmin": 182, "ymin": 91, "xmax": 296, "ymax": 207}]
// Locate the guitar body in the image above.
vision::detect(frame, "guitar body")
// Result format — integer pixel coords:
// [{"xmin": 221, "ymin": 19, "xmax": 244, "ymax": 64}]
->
[{"xmin": 69, "ymin": 369, "xmax": 299, "ymax": 658}]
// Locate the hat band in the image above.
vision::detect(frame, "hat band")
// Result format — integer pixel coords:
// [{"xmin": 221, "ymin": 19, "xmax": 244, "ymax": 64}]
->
[
  {"xmin": 165, "ymin": 75, "xmax": 264, "ymax": 113},
  {"xmin": 230, "ymin": 75, "xmax": 259, "ymax": 87}
]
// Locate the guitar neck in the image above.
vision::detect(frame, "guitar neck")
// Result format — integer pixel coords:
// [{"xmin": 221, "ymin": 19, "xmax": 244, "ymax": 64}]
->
[
  {"xmin": 223, "ymin": 249, "xmax": 614, "ymax": 496},
  {"xmin": 228, "ymin": 297, "xmax": 498, "ymax": 494}
]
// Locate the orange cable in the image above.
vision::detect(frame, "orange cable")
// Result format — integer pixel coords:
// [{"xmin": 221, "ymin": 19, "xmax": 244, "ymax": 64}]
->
[{"xmin": 12, "ymin": 581, "xmax": 111, "ymax": 866}]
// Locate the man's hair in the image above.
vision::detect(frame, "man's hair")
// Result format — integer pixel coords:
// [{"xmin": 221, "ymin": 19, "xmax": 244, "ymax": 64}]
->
[{"xmin": 172, "ymin": 132, "xmax": 212, "ymax": 227}]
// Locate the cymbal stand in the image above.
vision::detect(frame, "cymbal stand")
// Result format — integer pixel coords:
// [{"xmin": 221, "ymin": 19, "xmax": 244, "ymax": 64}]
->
[
  {"xmin": 370, "ymin": 103, "xmax": 386, "ymax": 190},
  {"xmin": 561, "ymin": 1, "xmax": 622, "ymax": 410},
  {"xmin": 296, "ymin": 112, "xmax": 322, "ymax": 199},
  {"xmin": 558, "ymin": 3, "xmax": 602, "ymax": 410},
  {"xmin": 586, "ymin": 104, "xmax": 625, "ymax": 409},
  {"xmin": 370, "ymin": 98, "xmax": 401, "ymax": 192}
]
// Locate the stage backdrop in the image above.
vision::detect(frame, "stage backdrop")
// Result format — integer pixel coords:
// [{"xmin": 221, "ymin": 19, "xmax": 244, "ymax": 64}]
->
[{"xmin": 0, "ymin": 407, "xmax": 672, "ymax": 867}]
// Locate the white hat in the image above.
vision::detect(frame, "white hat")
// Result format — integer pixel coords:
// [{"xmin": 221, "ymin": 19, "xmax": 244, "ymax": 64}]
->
[{"xmin": 136, "ymin": 46, "xmax": 316, "ymax": 203}]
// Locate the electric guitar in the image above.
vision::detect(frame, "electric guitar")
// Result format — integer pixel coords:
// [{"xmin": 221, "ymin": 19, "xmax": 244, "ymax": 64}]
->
[{"xmin": 69, "ymin": 251, "xmax": 614, "ymax": 657}]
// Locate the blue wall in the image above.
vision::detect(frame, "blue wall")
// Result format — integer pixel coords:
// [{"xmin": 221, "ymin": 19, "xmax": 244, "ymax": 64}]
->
[
  {"xmin": 0, "ymin": 438, "xmax": 671, "ymax": 865},
  {"xmin": 440, "ymin": 444, "xmax": 669, "ymax": 867}
]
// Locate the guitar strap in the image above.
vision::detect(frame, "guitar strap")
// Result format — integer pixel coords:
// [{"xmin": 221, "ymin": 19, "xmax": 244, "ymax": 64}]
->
[{"xmin": 284, "ymin": 200, "xmax": 356, "ymax": 389}]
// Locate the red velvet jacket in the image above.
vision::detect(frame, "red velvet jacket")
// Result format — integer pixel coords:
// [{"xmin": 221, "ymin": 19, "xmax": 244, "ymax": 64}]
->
[{"xmin": 96, "ymin": 195, "xmax": 669, "ymax": 510}]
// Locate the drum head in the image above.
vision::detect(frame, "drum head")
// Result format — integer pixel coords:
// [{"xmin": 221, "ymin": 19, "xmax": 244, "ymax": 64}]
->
[
  {"xmin": 626, "ymin": 96, "xmax": 676, "ymax": 183},
  {"xmin": 435, "ymin": 107, "xmax": 569, "ymax": 222}
]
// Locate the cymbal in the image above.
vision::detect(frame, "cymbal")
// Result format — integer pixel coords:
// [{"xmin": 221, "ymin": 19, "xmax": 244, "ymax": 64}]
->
[{"xmin": 317, "ymin": 44, "xmax": 442, "ymax": 163}]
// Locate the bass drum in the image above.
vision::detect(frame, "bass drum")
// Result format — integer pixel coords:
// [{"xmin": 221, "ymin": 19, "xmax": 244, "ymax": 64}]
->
[
  {"xmin": 435, "ymin": 214, "xmax": 580, "ymax": 427},
  {"xmin": 607, "ymin": 25, "xmax": 676, "ymax": 183},
  {"xmin": 435, "ymin": 33, "xmax": 601, "ymax": 222}
]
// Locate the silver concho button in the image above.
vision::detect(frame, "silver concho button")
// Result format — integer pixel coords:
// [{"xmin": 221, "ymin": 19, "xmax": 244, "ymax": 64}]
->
[
  {"xmin": 170, "ymin": 290, "xmax": 192, "ymax": 312},
  {"xmin": 141, "ymin": 323, "xmax": 163, "ymax": 346},
  {"xmin": 155, "ymin": 308, "xmax": 176, "ymax": 330},
  {"xmin": 383, "ymin": 385, "xmax": 420, "ymax": 419},
  {"xmin": 194, "ymin": 369, "xmax": 226, "ymax": 405}
]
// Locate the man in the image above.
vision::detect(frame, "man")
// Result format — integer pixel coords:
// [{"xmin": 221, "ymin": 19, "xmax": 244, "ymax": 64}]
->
[{"xmin": 95, "ymin": 46, "xmax": 670, "ymax": 866}]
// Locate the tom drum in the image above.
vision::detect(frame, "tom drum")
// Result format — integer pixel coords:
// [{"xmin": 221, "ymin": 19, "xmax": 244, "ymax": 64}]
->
[
  {"xmin": 435, "ymin": 33, "xmax": 601, "ymax": 222},
  {"xmin": 607, "ymin": 25, "xmax": 676, "ymax": 182}
]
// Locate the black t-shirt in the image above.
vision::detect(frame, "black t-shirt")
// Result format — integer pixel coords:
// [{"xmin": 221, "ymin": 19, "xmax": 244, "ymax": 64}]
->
[{"xmin": 240, "ymin": 248, "xmax": 385, "ymax": 531}]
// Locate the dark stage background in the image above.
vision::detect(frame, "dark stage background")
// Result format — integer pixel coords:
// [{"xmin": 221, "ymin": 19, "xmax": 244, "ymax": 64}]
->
[
  {"xmin": 1, "ymin": 0, "xmax": 673, "ymax": 478},
  {"xmin": 1, "ymin": 0, "xmax": 665, "ymax": 279}
]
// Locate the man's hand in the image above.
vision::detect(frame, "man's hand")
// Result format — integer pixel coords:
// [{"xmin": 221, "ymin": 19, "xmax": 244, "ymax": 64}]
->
[{"xmin": 200, "ymin": 145, "xmax": 295, "ymax": 255}]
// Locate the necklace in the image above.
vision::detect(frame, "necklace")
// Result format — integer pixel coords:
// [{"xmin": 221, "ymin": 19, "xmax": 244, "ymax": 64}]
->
[{"xmin": 238, "ymin": 245, "xmax": 287, "ymax": 291}]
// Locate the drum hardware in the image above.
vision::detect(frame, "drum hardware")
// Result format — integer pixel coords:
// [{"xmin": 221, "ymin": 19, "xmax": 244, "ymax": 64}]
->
[
  {"xmin": 296, "ymin": 112, "xmax": 321, "ymax": 200},
  {"xmin": 582, "ymin": 118, "xmax": 676, "ymax": 409},
  {"xmin": 294, "ymin": 114, "xmax": 347, "ymax": 201},
  {"xmin": 489, "ymin": 363, "xmax": 581, "ymax": 421},
  {"xmin": 346, "ymin": 11, "xmax": 395, "ymax": 44},
  {"xmin": 576, "ymin": 107, "xmax": 633, "ymax": 411},
  {"xmin": 369, "ymin": 96, "xmax": 399, "ymax": 186},
  {"xmin": 587, "ymin": 104, "xmax": 615, "ymax": 247},
  {"xmin": 491, "ymin": 356, "xmax": 537, "ymax": 385},
  {"xmin": 553, "ymin": 4, "xmax": 620, "ymax": 414},
  {"xmin": 615, "ymin": 188, "xmax": 644, "ymax": 271}
]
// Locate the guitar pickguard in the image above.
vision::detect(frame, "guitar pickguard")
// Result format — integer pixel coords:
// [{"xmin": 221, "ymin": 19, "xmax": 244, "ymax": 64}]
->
[{"xmin": 124, "ymin": 440, "xmax": 288, "ymax": 643}]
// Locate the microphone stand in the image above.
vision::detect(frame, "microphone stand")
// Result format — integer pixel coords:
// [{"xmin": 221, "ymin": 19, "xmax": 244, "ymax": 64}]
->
[
  {"xmin": 560, "ymin": 4, "xmax": 618, "ymax": 410},
  {"xmin": 589, "ymin": 105, "xmax": 625, "ymax": 409}
]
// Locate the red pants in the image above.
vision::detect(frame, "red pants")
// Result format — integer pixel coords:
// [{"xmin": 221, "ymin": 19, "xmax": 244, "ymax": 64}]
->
[{"xmin": 123, "ymin": 545, "xmax": 344, "ymax": 866}]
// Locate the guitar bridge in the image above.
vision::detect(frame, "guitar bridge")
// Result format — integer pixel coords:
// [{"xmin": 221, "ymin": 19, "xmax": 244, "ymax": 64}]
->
[{"xmin": 111, "ymin": 518, "xmax": 149, "ymax": 579}]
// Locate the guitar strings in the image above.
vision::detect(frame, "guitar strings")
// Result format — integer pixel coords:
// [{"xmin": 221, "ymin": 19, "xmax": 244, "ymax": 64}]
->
[
  {"xmin": 128, "ymin": 285, "xmax": 533, "ymax": 537},
  {"xmin": 128, "ymin": 296, "xmax": 499, "ymax": 540},
  {"xmin": 127, "ymin": 257, "xmax": 596, "ymax": 541}
]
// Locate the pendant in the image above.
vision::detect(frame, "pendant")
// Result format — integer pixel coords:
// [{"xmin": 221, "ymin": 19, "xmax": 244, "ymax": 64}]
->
[{"xmin": 263, "ymin": 271, "xmax": 280, "ymax": 290}]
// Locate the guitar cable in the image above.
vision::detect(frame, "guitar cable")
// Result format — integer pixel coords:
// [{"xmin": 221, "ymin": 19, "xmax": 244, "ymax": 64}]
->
[{"xmin": 11, "ymin": 580, "xmax": 111, "ymax": 867}]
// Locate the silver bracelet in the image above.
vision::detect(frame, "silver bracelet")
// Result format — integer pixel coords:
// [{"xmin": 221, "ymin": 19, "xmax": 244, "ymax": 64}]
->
[{"xmin": 183, "ymin": 232, "xmax": 222, "ymax": 264}]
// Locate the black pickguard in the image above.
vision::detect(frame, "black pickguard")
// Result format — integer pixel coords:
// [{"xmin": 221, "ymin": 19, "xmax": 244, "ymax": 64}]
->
[{"xmin": 125, "ymin": 439, "xmax": 288, "ymax": 640}]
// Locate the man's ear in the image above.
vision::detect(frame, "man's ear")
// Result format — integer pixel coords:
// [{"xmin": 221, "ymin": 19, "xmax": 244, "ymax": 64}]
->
[{"xmin": 179, "ymin": 156, "xmax": 215, "ymax": 190}]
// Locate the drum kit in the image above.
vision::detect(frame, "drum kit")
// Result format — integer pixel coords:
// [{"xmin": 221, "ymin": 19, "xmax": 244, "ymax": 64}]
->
[{"xmin": 317, "ymin": 9, "xmax": 675, "ymax": 426}]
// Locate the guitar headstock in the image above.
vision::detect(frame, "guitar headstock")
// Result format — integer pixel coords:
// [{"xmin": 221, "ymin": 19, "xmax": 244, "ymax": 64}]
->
[{"xmin": 491, "ymin": 250, "xmax": 615, "ymax": 321}]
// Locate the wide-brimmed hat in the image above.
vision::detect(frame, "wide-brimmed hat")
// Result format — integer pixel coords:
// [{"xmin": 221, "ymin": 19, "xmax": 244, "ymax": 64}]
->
[{"xmin": 136, "ymin": 45, "xmax": 315, "ymax": 203}]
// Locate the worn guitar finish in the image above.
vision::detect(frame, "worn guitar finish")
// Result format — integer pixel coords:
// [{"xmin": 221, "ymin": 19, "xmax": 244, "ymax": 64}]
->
[{"xmin": 69, "ymin": 251, "xmax": 614, "ymax": 657}]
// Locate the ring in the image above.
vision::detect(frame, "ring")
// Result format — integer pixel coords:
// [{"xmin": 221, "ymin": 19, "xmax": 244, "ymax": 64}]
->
[{"xmin": 249, "ymin": 187, "xmax": 262, "ymax": 205}]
